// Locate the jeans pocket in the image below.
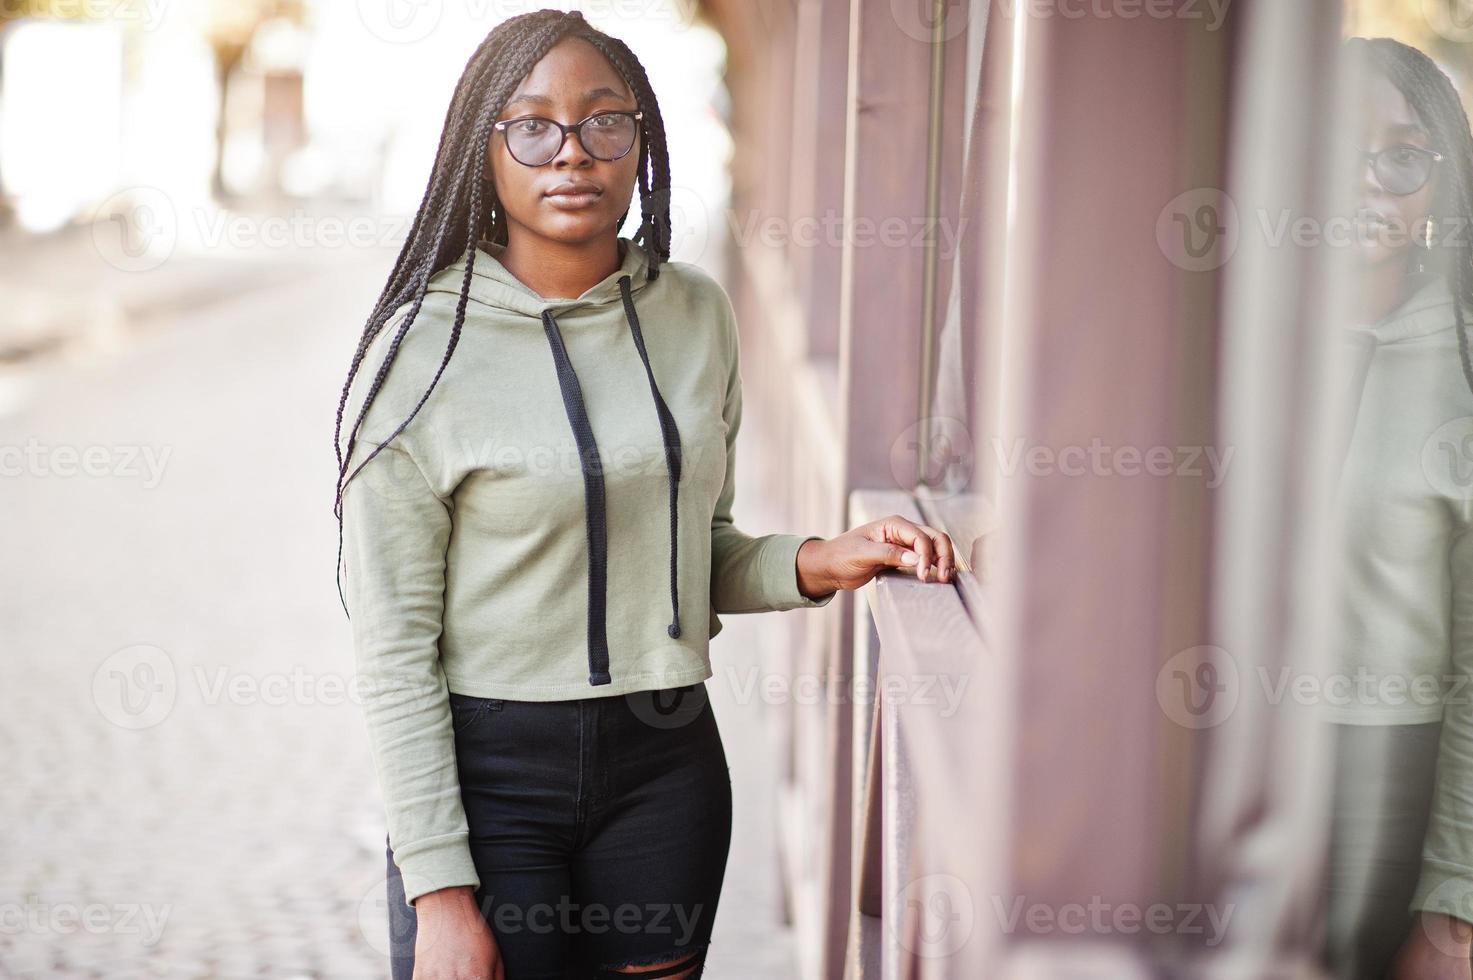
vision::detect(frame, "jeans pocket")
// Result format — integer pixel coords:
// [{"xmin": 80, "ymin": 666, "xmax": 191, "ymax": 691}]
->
[{"xmin": 448, "ymin": 692, "xmax": 504, "ymax": 736}]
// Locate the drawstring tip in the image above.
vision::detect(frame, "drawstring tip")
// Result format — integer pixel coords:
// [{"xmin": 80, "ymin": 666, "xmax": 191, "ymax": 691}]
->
[
  {"xmin": 589, "ymin": 670, "xmax": 612, "ymax": 686},
  {"xmin": 667, "ymin": 621, "xmax": 681, "ymax": 639}
]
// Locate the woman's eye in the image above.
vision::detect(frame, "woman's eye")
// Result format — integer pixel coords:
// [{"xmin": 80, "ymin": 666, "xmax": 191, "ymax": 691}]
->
[
  {"xmin": 1389, "ymin": 146, "xmax": 1418, "ymax": 164},
  {"xmin": 514, "ymin": 119, "xmax": 549, "ymax": 135},
  {"xmin": 589, "ymin": 113, "xmax": 619, "ymax": 128}
]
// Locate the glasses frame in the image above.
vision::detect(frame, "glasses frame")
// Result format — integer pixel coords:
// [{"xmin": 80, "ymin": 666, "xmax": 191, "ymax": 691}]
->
[
  {"xmin": 492, "ymin": 109, "xmax": 644, "ymax": 167},
  {"xmin": 1356, "ymin": 143, "xmax": 1444, "ymax": 196}
]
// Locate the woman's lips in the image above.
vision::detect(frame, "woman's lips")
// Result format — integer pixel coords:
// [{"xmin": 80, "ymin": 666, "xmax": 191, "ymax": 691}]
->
[{"xmin": 545, "ymin": 189, "xmax": 603, "ymax": 211}]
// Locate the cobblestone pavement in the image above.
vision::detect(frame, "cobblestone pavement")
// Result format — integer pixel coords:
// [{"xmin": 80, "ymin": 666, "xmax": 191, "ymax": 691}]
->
[{"xmin": 0, "ymin": 233, "xmax": 798, "ymax": 979}]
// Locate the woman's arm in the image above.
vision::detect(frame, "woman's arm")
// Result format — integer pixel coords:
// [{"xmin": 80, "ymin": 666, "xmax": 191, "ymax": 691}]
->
[
  {"xmin": 708, "ymin": 293, "xmax": 839, "ymax": 616},
  {"xmin": 340, "ymin": 438, "xmax": 481, "ymax": 906},
  {"xmin": 1397, "ymin": 530, "xmax": 1473, "ymax": 979},
  {"xmin": 706, "ymin": 288, "xmax": 955, "ymax": 622}
]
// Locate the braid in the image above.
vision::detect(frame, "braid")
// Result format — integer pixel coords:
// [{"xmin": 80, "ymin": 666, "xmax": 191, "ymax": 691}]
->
[
  {"xmin": 1351, "ymin": 36, "xmax": 1473, "ymax": 396},
  {"xmin": 331, "ymin": 10, "xmax": 674, "ymax": 616}
]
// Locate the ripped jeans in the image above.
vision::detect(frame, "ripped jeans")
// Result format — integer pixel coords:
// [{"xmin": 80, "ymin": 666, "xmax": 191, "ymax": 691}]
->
[{"xmin": 385, "ymin": 681, "xmax": 732, "ymax": 979}]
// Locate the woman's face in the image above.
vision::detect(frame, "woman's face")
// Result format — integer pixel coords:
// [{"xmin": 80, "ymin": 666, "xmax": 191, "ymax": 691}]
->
[
  {"xmin": 483, "ymin": 37, "xmax": 642, "ymax": 247},
  {"xmin": 1354, "ymin": 68, "xmax": 1440, "ymax": 268}
]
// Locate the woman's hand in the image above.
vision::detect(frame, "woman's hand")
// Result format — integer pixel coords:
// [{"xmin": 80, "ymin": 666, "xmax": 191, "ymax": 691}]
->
[
  {"xmin": 1391, "ymin": 912, "xmax": 1473, "ymax": 980},
  {"xmin": 796, "ymin": 514, "xmax": 959, "ymax": 598},
  {"xmin": 413, "ymin": 886, "xmax": 503, "ymax": 980}
]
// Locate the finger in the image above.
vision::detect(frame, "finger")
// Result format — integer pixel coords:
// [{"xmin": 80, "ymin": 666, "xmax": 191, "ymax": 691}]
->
[
  {"xmin": 861, "ymin": 538, "xmax": 919, "ymax": 574},
  {"xmin": 917, "ymin": 524, "xmax": 956, "ymax": 581},
  {"xmin": 882, "ymin": 516, "xmax": 937, "ymax": 580}
]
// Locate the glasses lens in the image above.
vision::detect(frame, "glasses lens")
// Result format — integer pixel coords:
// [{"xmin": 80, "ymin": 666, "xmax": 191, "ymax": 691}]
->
[
  {"xmin": 506, "ymin": 118, "xmax": 563, "ymax": 166},
  {"xmin": 1374, "ymin": 147, "xmax": 1433, "ymax": 195},
  {"xmin": 579, "ymin": 112, "xmax": 637, "ymax": 160}
]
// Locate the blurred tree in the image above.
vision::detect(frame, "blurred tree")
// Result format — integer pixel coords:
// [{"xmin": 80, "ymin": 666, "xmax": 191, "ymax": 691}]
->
[{"xmin": 203, "ymin": 0, "xmax": 306, "ymax": 201}]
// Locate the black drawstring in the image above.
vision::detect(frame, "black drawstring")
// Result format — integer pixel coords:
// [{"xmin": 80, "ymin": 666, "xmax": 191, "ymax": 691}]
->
[
  {"xmin": 619, "ymin": 274, "xmax": 682, "ymax": 641},
  {"xmin": 538, "ymin": 277, "xmax": 682, "ymax": 688},
  {"xmin": 540, "ymin": 308, "xmax": 611, "ymax": 686}
]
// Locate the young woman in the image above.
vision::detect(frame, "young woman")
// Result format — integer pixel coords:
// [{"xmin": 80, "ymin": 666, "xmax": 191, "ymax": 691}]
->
[
  {"xmin": 331, "ymin": 10, "xmax": 957, "ymax": 979},
  {"xmin": 1328, "ymin": 36, "xmax": 1473, "ymax": 980}
]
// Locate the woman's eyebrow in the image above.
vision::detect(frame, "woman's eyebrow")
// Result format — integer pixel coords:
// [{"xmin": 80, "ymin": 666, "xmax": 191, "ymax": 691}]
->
[
  {"xmin": 504, "ymin": 87, "xmax": 631, "ymax": 110},
  {"xmin": 1385, "ymin": 121, "xmax": 1432, "ymax": 142}
]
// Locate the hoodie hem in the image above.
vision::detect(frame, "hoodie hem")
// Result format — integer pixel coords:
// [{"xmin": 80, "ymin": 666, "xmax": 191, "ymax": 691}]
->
[{"xmin": 444, "ymin": 663, "xmax": 714, "ymax": 701}]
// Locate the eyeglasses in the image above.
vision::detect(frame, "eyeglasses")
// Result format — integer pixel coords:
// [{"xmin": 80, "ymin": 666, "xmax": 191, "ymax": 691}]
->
[
  {"xmin": 1355, "ymin": 143, "xmax": 1444, "ymax": 196},
  {"xmin": 493, "ymin": 109, "xmax": 643, "ymax": 167}
]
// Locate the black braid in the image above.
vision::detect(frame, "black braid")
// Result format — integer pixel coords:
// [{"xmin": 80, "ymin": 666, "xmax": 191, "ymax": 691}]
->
[
  {"xmin": 1350, "ymin": 36, "xmax": 1473, "ymax": 397},
  {"xmin": 331, "ymin": 10, "xmax": 673, "ymax": 616}
]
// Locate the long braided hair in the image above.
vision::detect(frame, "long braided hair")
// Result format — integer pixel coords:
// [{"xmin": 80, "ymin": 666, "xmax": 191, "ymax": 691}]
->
[
  {"xmin": 331, "ymin": 9, "xmax": 673, "ymax": 615},
  {"xmin": 1349, "ymin": 36, "xmax": 1473, "ymax": 396}
]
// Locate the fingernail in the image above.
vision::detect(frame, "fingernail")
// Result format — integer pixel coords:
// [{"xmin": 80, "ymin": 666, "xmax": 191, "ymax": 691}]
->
[{"xmin": 901, "ymin": 551, "xmax": 918, "ymax": 565}]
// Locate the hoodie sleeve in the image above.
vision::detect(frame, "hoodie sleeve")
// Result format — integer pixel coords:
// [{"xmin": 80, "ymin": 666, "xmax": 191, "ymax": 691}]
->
[
  {"xmin": 708, "ymin": 285, "xmax": 837, "ymax": 620},
  {"xmin": 1410, "ymin": 527, "xmax": 1473, "ymax": 922},
  {"xmin": 340, "ymin": 436, "xmax": 480, "ymax": 907}
]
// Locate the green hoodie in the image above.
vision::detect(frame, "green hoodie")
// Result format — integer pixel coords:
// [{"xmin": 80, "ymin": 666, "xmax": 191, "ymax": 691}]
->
[
  {"xmin": 1333, "ymin": 272, "xmax": 1473, "ymax": 919},
  {"xmin": 338, "ymin": 235, "xmax": 834, "ymax": 904}
]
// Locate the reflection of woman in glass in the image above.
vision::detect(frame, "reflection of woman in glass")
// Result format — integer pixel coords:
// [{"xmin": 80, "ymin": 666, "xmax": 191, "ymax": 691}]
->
[
  {"xmin": 1330, "ymin": 36, "xmax": 1473, "ymax": 980},
  {"xmin": 329, "ymin": 10, "xmax": 958, "ymax": 978}
]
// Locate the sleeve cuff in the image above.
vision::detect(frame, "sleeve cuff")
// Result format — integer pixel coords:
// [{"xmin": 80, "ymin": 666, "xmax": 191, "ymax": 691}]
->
[
  {"xmin": 767, "ymin": 534, "xmax": 837, "ymax": 610},
  {"xmin": 1411, "ymin": 861, "xmax": 1473, "ymax": 923},
  {"xmin": 391, "ymin": 832, "xmax": 482, "ymax": 907}
]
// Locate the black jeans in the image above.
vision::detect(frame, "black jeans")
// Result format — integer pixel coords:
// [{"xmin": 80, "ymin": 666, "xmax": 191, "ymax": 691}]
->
[{"xmin": 385, "ymin": 681, "xmax": 732, "ymax": 979}]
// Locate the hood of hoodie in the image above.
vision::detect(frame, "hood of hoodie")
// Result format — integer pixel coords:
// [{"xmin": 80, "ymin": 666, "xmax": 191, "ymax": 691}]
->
[
  {"xmin": 1348, "ymin": 271, "xmax": 1457, "ymax": 344},
  {"xmin": 425, "ymin": 235, "xmax": 654, "ymax": 318}
]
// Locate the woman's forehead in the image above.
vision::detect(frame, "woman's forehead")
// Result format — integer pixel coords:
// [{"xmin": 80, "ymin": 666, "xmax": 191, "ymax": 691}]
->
[{"xmin": 505, "ymin": 39, "xmax": 633, "ymax": 112}]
